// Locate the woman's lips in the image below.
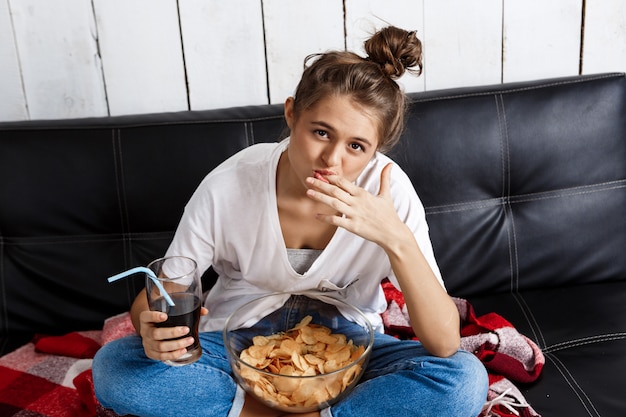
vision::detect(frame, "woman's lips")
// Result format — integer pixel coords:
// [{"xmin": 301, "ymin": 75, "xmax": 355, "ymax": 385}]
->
[{"xmin": 313, "ymin": 170, "xmax": 335, "ymax": 183}]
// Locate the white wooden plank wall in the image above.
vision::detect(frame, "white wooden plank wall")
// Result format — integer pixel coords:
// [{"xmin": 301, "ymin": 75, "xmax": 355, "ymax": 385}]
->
[
  {"xmin": 0, "ymin": 0, "xmax": 27, "ymax": 120},
  {"xmin": 179, "ymin": 0, "xmax": 267, "ymax": 109},
  {"xmin": 423, "ymin": 0, "xmax": 503, "ymax": 90},
  {"xmin": 1, "ymin": 0, "xmax": 625, "ymax": 122},
  {"xmin": 583, "ymin": 0, "xmax": 626, "ymax": 74},
  {"xmin": 8, "ymin": 0, "xmax": 107, "ymax": 120},
  {"xmin": 93, "ymin": 0, "xmax": 188, "ymax": 116},
  {"xmin": 263, "ymin": 0, "xmax": 345, "ymax": 104},
  {"xmin": 503, "ymin": 0, "xmax": 582, "ymax": 83}
]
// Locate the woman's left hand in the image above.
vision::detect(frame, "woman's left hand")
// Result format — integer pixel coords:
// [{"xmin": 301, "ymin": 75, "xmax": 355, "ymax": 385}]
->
[
  {"xmin": 308, "ymin": 163, "xmax": 461, "ymax": 357},
  {"xmin": 305, "ymin": 163, "xmax": 406, "ymax": 247}
]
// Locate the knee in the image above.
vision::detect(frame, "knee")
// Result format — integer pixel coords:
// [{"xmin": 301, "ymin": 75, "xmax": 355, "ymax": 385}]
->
[
  {"xmin": 92, "ymin": 344, "xmax": 117, "ymax": 406},
  {"xmin": 92, "ymin": 336, "xmax": 139, "ymax": 377},
  {"xmin": 445, "ymin": 350, "xmax": 489, "ymax": 416},
  {"xmin": 92, "ymin": 336, "xmax": 144, "ymax": 406}
]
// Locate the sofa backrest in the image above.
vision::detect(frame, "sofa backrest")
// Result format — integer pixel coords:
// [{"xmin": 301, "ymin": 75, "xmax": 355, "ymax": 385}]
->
[
  {"xmin": 1, "ymin": 73, "xmax": 624, "ymax": 347},
  {"xmin": 389, "ymin": 72, "xmax": 626, "ymax": 296},
  {"xmin": 0, "ymin": 105, "xmax": 287, "ymax": 345}
]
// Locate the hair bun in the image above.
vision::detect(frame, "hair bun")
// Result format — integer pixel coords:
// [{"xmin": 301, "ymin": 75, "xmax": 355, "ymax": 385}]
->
[{"xmin": 364, "ymin": 26, "xmax": 423, "ymax": 79}]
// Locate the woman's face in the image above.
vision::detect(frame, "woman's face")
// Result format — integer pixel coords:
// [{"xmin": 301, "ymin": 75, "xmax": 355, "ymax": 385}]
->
[{"xmin": 284, "ymin": 94, "xmax": 380, "ymax": 192}]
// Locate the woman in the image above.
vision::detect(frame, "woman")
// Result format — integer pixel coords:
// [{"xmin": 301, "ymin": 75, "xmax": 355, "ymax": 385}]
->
[{"xmin": 93, "ymin": 26, "xmax": 488, "ymax": 417}]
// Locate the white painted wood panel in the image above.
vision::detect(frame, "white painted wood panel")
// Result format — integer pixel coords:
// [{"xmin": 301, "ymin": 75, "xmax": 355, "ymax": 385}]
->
[
  {"xmin": 423, "ymin": 0, "xmax": 503, "ymax": 90},
  {"xmin": 345, "ymin": 0, "xmax": 426, "ymax": 93},
  {"xmin": 179, "ymin": 0, "xmax": 267, "ymax": 110},
  {"xmin": 2, "ymin": 1, "xmax": 626, "ymax": 123},
  {"xmin": 503, "ymin": 0, "xmax": 582, "ymax": 83},
  {"xmin": 262, "ymin": 0, "xmax": 345, "ymax": 104},
  {"xmin": 8, "ymin": 0, "xmax": 107, "ymax": 120},
  {"xmin": 583, "ymin": 0, "xmax": 626, "ymax": 74},
  {"xmin": 0, "ymin": 0, "xmax": 27, "ymax": 121},
  {"xmin": 93, "ymin": 0, "xmax": 187, "ymax": 116}
]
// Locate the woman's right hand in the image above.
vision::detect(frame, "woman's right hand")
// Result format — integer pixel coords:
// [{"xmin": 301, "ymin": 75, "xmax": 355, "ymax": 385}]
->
[
  {"xmin": 130, "ymin": 288, "xmax": 208, "ymax": 362},
  {"xmin": 138, "ymin": 310, "xmax": 194, "ymax": 362}
]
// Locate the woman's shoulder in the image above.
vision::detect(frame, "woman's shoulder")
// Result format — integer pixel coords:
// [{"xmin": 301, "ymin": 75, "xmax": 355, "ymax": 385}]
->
[
  {"xmin": 209, "ymin": 140, "xmax": 285, "ymax": 175},
  {"xmin": 360, "ymin": 152, "xmax": 413, "ymax": 187},
  {"xmin": 192, "ymin": 141, "xmax": 284, "ymax": 198},
  {"xmin": 228, "ymin": 140, "xmax": 285, "ymax": 163}
]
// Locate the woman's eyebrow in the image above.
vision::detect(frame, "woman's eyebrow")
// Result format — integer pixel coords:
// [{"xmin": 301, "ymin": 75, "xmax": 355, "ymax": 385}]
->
[{"xmin": 311, "ymin": 120, "xmax": 335, "ymax": 131}]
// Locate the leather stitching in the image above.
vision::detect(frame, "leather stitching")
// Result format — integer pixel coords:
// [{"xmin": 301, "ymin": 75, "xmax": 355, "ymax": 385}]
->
[
  {"xmin": 114, "ymin": 129, "xmax": 136, "ymax": 304},
  {"xmin": 513, "ymin": 293, "xmax": 547, "ymax": 350},
  {"xmin": 498, "ymin": 93, "xmax": 520, "ymax": 293},
  {"xmin": 494, "ymin": 94, "xmax": 515, "ymax": 295},
  {"xmin": 409, "ymin": 73, "xmax": 623, "ymax": 104},
  {"xmin": 424, "ymin": 180, "xmax": 626, "ymax": 214},
  {"xmin": 0, "ymin": 230, "xmax": 6, "ymax": 338},
  {"xmin": 544, "ymin": 333, "xmax": 626, "ymax": 353},
  {"xmin": 246, "ymin": 122, "xmax": 253, "ymax": 146},
  {"xmin": 545, "ymin": 352, "xmax": 601, "ymax": 417},
  {"xmin": 0, "ymin": 114, "xmax": 286, "ymax": 132},
  {"xmin": 115, "ymin": 129, "xmax": 132, "ymax": 268},
  {"xmin": 1, "ymin": 232, "xmax": 173, "ymax": 245}
]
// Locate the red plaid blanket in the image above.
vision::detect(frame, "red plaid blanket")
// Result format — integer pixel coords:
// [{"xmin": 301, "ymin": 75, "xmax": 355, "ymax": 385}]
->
[
  {"xmin": 382, "ymin": 279, "xmax": 544, "ymax": 417},
  {"xmin": 0, "ymin": 332, "xmax": 104, "ymax": 417},
  {"xmin": 0, "ymin": 285, "xmax": 543, "ymax": 417},
  {"xmin": 0, "ymin": 315, "xmax": 133, "ymax": 417}
]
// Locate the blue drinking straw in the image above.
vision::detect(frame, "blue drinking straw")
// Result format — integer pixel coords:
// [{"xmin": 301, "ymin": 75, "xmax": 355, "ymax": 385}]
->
[{"xmin": 107, "ymin": 266, "xmax": 176, "ymax": 306}]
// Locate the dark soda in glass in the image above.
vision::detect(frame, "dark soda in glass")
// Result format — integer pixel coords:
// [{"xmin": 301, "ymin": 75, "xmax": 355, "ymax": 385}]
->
[{"xmin": 151, "ymin": 292, "xmax": 201, "ymax": 354}]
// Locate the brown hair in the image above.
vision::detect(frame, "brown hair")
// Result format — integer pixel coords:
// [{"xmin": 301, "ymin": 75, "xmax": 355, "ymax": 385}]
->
[{"xmin": 291, "ymin": 26, "xmax": 423, "ymax": 153}]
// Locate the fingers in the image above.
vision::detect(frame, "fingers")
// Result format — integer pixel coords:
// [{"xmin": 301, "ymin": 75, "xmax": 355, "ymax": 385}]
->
[
  {"xmin": 306, "ymin": 164, "xmax": 393, "ymax": 210},
  {"xmin": 379, "ymin": 163, "xmax": 393, "ymax": 198},
  {"xmin": 305, "ymin": 177, "xmax": 352, "ymax": 215},
  {"xmin": 305, "ymin": 166, "xmax": 400, "ymax": 245},
  {"xmin": 139, "ymin": 310, "xmax": 195, "ymax": 361},
  {"xmin": 306, "ymin": 175, "xmax": 354, "ymax": 199}
]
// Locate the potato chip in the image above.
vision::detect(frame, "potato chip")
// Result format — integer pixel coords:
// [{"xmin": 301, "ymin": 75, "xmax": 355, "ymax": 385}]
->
[
  {"xmin": 238, "ymin": 315, "xmax": 366, "ymax": 409},
  {"xmin": 314, "ymin": 332, "xmax": 339, "ymax": 345},
  {"xmin": 291, "ymin": 315, "xmax": 313, "ymax": 330},
  {"xmin": 325, "ymin": 345, "xmax": 351, "ymax": 363},
  {"xmin": 291, "ymin": 352, "xmax": 310, "ymax": 373},
  {"xmin": 248, "ymin": 344, "xmax": 275, "ymax": 360},
  {"xmin": 304, "ymin": 353, "xmax": 325, "ymax": 365},
  {"xmin": 325, "ymin": 376, "xmax": 342, "ymax": 398},
  {"xmin": 306, "ymin": 341, "xmax": 327, "ymax": 353},
  {"xmin": 299, "ymin": 325, "xmax": 317, "ymax": 345},
  {"xmin": 252, "ymin": 335, "xmax": 270, "ymax": 346}
]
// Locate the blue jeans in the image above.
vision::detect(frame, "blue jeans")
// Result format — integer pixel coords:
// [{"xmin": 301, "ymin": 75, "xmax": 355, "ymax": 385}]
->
[{"xmin": 93, "ymin": 297, "xmax": 488, "ymax": 417}]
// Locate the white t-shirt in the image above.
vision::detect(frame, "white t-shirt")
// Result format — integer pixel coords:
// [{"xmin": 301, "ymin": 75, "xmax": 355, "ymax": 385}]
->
[{"xmin": 165, "ymin": 138, "xmax": 443, "ymax": 333}]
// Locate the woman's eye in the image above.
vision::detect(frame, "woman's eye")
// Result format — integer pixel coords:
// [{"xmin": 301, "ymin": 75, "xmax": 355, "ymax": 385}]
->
[
  {"xmin": 315, "ymin": 130, "xmax": 328, "ymax": 138},
  {"xmin": 350, "ymin": 142, "xmax": 364, "ymax": 152}
]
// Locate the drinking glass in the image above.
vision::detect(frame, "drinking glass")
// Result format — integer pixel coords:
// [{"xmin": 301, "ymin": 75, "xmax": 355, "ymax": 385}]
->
[{"xmin": 146, "ymin": 256, "xmax": 202, "ymax": 366}]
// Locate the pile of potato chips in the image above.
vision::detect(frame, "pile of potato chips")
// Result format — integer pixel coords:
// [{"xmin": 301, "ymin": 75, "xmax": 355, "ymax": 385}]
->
[{"xmin": 237, "ymin": 315, "xmax": 366, "ymax": 409}]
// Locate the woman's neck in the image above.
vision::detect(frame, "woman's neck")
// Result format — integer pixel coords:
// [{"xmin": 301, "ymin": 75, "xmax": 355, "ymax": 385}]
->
[{"xmin": 275, "ymin": 150, "xmax": 337, "ymax": 250}]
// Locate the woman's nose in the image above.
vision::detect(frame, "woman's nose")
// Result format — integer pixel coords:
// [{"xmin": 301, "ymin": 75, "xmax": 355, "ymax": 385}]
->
[{"xmin": 322, "ymin": 144, "xmax": 341, "ymax": 167}]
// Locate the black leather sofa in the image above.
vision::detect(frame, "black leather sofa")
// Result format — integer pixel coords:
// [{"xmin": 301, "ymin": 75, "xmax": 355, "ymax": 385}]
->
[{"xmin": 1, "ymin": 73, "xmax": 624, "ymax": 416}]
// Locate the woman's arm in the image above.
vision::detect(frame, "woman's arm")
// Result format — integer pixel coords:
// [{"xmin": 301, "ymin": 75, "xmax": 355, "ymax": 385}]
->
[
  {"xmin": 305, "ymin": 163, "xmax": 460, "ymax": 357},
  {"xmin": 380, "ymin": 224, "xmax": 460, "ymax": 357}
]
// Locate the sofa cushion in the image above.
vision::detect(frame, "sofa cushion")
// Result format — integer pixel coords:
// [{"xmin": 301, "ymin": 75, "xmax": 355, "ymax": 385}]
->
[{"xmin": 468, "ymin": 281, "xmax": 626, "ymax": 416}]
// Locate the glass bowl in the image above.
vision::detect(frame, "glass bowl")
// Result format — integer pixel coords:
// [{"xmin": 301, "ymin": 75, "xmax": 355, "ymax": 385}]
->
[{"xmin": 223, "ymin": 295, "xmax": 374, "ymax": 413}]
